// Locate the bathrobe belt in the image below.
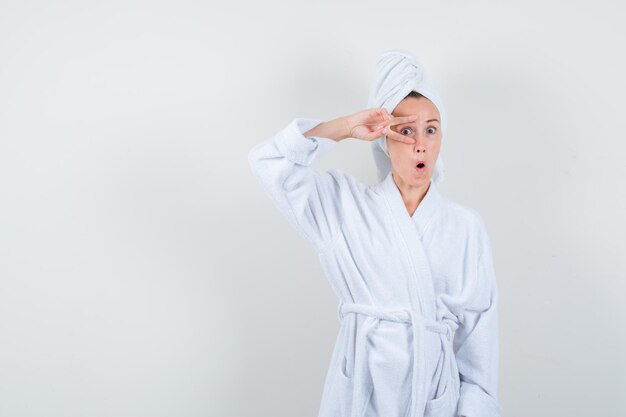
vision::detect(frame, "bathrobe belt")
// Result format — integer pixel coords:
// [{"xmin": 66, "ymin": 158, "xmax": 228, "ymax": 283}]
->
[{"xmin": 338, "ymin": 302, "xmax": 453, "ymax": 417}]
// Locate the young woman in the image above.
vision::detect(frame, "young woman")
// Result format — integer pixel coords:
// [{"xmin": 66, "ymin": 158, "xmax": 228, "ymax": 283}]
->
[{"xmin": 248, "ymin": 50, "xmax": 502, "ymax": 417}]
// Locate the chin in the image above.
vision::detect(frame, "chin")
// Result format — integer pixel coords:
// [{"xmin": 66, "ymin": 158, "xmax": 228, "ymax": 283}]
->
[
  {"xmin": 410, "ymin": 170, "xmax": 431, "ymax": 185},
  {"xmin": 414, "ymin": 178, "xmax": 430, "ymax": 187},
  {"xmin": 393, "ymin": 166, "xmax": 431, "ymax": 187}
]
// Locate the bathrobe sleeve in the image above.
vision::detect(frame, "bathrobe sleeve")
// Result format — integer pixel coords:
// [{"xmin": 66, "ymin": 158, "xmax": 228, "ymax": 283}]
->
[
  {"xmin": 247, "ymin": 117, "xmax": 344, "ymax": 254},
  {"xmin": 454, "ymin": 214, "xmax": 503, "ymax": 417}
]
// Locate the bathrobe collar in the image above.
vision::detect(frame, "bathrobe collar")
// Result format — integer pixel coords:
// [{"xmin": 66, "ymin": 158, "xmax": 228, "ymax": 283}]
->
[{"xmin": 379, "ymin": 170, "xmax": 444, "ymax": 238}]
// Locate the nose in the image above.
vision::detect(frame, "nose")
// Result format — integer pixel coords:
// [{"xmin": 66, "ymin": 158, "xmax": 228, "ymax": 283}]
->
[{"xmin": 413, "ymin": 133, "xmax": 426, "ymax": 153}]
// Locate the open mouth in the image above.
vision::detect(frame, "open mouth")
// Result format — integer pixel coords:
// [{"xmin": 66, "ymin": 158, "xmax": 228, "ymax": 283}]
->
[{"xmin": 416, "ymin": 162, "xmax": 426, "ymax": 171}]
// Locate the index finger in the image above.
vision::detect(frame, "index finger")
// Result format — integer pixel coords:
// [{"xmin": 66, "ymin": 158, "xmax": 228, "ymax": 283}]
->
[{"xmin": 387, "ymin": 114, "xmax": 418, "ymax": 127}]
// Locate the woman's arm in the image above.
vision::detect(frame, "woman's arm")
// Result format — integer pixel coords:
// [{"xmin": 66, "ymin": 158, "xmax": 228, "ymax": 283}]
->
[
  {"xmin": 453, "ymin": 214, "xmax": 503, "ymax": 417},
  {"xmin": 247, "ymin": 110, "xmax": 417, "ymax": 253},
  {"xmin": 303, "ymin": 116, "xmax": 351, "ymax": 141},
  {"xmin": 247, "ymin": 117, "xmax": 349, "ymax": 253}
]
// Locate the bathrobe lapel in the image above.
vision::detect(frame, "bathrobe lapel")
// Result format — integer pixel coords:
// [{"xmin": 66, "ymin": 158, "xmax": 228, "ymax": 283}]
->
[
  {"xmin": 378, "ymin": 171, "xmax": 443, "ymax": 319},
  {"xmin": 376, "ymin": 171, "xmax": 446, "ymax": 416}
]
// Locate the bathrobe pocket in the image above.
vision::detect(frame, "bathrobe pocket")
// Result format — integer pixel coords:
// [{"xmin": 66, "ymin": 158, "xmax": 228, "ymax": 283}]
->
[
  {"xmin": 423, "ymin": 363, "xmax": 460, "ymax": 417},
  {"xmin": 336, "ymin": 353, "xmax": 374, "ymax": 417},
  {"xmin": 334, "ymin": 315, "xmax": 375, "ymax": 417},
  {"xmin": 424, "ymin": 379, "xmax": 453, "ymax": 416}
]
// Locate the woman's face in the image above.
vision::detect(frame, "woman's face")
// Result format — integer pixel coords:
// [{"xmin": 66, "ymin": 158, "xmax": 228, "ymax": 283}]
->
[{"xmin": 387, "ymin": 96, "xmax": 442, "ymax": 187}]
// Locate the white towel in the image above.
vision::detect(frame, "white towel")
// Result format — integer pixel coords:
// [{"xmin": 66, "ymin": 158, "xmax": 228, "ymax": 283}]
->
[{"xmin": 367, "ymin": 49, "xmax": 447, "ymax": 184}]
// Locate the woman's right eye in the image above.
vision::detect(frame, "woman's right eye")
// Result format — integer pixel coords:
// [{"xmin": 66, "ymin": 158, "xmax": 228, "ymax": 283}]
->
[{"xmin": 401, "ymin": 127, "xmax": 414, "ymax": 136}]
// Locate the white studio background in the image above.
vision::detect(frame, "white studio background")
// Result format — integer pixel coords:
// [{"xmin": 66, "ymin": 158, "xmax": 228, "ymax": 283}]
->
[{"xmin": 1, "ymin": 1, "xmax": 624, "ymax": 417}]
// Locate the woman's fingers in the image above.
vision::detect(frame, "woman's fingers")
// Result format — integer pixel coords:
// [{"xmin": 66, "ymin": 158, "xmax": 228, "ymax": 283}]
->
[
  {"xmin": 385, "ymin": 127, "xmax": 416, "ymax": 144},
  {"xmin": 386, "ymin": 114, "xmax": 418, "ymax": 127},
  {"xmin": 354, "ymin": 111, "xmax": 419, "ymax": 142},
  {"xmin": 367, "ymin": 114, "xmax": 418, "ymax": 131},
  {"xmin": 366, "ymin": 114, "xmax": 417, "ymax": 126}
]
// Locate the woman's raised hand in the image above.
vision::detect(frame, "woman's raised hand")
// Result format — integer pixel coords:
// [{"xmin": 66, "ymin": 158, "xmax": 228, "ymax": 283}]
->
[{"xmin": 345, "ymin": 108, "xmax": 417, "ymax": 144}]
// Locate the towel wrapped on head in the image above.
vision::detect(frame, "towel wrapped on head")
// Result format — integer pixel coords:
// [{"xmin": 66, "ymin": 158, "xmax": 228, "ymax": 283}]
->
[{"xmin": 367, "ymin": 49, "xmax": 447, "ymax": 184}]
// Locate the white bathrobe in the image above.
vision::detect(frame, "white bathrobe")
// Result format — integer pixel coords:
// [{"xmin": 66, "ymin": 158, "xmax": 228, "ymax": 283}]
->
[{"xmin": 247, "ymin": 118, "xmax": 502, "ymax": 417}]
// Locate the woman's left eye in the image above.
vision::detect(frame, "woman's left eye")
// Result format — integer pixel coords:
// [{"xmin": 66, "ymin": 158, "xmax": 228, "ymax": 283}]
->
[{"xmin": 427, "ymin": 127, "xmax": 437, "ymax": 134}]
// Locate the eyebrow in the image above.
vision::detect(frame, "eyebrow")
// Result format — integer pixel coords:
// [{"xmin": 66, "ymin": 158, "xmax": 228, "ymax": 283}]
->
[{"xmin": 397, "ymin": 118, "xmax": 440, "ymax": 127}]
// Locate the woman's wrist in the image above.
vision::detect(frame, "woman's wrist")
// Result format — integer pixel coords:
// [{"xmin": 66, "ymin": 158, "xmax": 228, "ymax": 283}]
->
[{"xmin": 303, "ymin": 116, "xmax": 351, "ymax": 142}]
